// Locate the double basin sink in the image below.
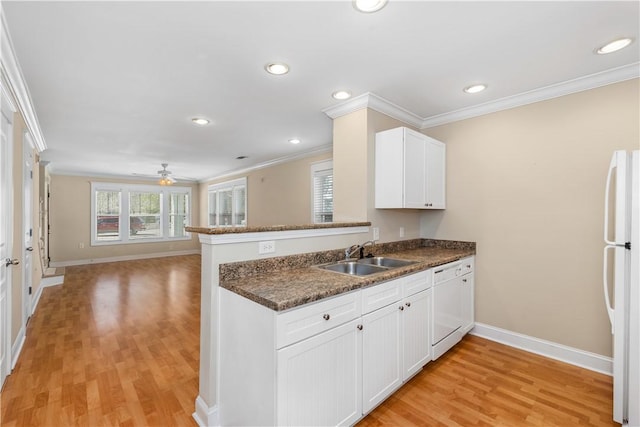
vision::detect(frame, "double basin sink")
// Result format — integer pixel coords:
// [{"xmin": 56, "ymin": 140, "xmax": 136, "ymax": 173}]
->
[{"xmin": 317, "ymin": 257, "xmax": 417, "ymax": 277}]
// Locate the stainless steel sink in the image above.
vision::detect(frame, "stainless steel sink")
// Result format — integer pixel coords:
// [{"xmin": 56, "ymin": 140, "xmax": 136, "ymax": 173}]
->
[
  {"xmin": 317, "ymin": 257, "xmax": 417, "ymax": 276},
  {"xmin": 318, "ymin": 262, "xmax": 387, "ymax": 276},
  {"xmin": 356, "ymin": 257, "xmax": 417, "ymax": 268}
]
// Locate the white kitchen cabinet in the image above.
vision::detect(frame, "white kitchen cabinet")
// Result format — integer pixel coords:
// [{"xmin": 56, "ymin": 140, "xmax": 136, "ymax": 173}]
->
[
  {"xmin": 402, "ymin": 288, "xmax": 432, "ymax": 379},
  {"xmin": 361, "ymin": 271, "xmax": 431, "ymax": 414},
  {"xmin": 362, "ymin": 302, "xmax": 402, "ymax": 413},
  {"xmin": 375, "ymin": 126, "xmax": 445, "ymax": 209},
  {"xmin": 277, "ymin": 319, "xmax": 362, "ymax": 427}
]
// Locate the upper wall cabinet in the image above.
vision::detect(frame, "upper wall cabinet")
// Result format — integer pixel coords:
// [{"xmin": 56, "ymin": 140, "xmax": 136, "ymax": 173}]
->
[{"xmin": 375, "ymin": 127, "xmax": 446, "ymax": 209}]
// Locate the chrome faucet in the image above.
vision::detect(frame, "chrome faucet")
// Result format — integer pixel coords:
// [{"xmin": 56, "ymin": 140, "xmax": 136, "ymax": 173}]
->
[{"xmin": 345, "ymin": 240, "xmax": 376, "ymax": 260}]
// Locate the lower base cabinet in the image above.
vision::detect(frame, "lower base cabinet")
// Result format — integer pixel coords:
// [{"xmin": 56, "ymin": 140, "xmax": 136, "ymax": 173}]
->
[
  {"xmin": 219, "ymin": 270, "xmax": 438, "ymax": 426},
  {"xmin": 277, "ymin": 319, "xmax": 362, "ymax": 426}
]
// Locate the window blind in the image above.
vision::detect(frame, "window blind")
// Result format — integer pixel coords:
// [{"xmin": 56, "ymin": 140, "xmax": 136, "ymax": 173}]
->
[{"xmin": 313, "ymin": 167, "xmax": 333, "ymax": 223}]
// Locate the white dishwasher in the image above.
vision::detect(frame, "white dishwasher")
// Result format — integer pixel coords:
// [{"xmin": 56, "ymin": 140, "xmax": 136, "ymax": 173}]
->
[{"xmin": 432, "ymin": 260, "xmax": 463, "ymax": 360}]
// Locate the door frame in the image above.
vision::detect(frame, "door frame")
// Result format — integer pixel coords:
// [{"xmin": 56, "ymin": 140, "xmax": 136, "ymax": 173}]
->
[
  {"xmin": 0, "ymin": 79, "xmax": 16, "ymax": 388},
  {"xmin": 22, "ymin": 131, "xmax": 34, "ymax": 324}
]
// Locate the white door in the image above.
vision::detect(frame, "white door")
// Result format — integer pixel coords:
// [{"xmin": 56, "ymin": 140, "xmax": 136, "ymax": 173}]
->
[
  {"xmin": 0, "ymin": 91, "xmax": 14, "ymax": 388},
  {"xmin": 23, "ymin": 134, "xmax": 34, "ymax": 322},
  {"xmin": 277, "ymin": 319, "xmax": 361, "ymax": 427},
  {"xmin": 361, "ymin": 302, "xmax": 402, "ymax": 414},
  {"xmin": 402, "ymin": 289, "xmax": 431, "ymax": 381}
]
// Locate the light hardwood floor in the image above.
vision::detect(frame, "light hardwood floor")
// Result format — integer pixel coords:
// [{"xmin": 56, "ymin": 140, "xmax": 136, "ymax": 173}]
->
[{"xmin": 1, "ymin": 255, "xmax": 617, "ymax": 426}]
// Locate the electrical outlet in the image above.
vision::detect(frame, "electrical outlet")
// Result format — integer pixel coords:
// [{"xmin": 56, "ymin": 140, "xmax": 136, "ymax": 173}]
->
[
  {"xmin": 372, "ymin": 227, "xmax": 379, "ymax": 241},
  {"xmin": 399, "ymin": 227, "xmax": 405, "ymax": 238},
  {"xmin": 258, "ymin": 240, "xmax": 276, "ymax": 254},
  {"xmin": 79, "ymin": 242, "xmax": 84, "ymax": 249}
]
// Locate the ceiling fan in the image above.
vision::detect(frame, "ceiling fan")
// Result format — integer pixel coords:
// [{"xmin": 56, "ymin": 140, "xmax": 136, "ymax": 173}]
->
[{"xmin": 157, "ymin": 163, "xmax": 176, "ymax": 185}]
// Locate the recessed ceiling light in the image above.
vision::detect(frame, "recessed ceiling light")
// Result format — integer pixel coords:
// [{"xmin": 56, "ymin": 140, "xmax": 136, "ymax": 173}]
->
[
  {"xmin": 289, "ymin": 138, "xmax": 301, "ymax": 144},
  {"xmin": 353, "ymin": 0, "xmax": 388, "ymax": 13},
  {"xmin": 332, "ymin": 90, "xmax": 352, "ymax": 100},
  {"xmin": 236, "ymin": 155, "xmax": 248, "ymax": 160},
  {"xmin": 265, "ymin": 62, "xmax": 290, "ymax": 75},
  {"xmin": 191, "ymin": 117, "xmax": 210, "ymax": 126},
  {"xmin": 596, "ymin": 37, "xmax": 634, "ymax": 54},
  {"xmin": 463, "ymin": 84, "xmax": 487, "ymax": 94}
]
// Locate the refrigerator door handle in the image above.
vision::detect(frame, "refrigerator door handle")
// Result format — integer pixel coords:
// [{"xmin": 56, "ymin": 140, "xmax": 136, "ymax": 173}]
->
[
  {"xmin": 604, "ymin": 153, "xmax": 617, "ymax": 246},
  {"xmin": 603, "ymin": 245, "xmax": 616, "ymax": 333}
]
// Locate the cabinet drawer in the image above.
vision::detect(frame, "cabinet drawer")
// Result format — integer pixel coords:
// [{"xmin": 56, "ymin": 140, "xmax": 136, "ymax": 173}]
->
[
  {"xmin": 276, "ymin": 291, "xmax": 361, "ymax": 349},
  {"xmin": 361, "ymin": 279, "xmax": 402, "ymax": 315},
  {"xmin": 460, "ymin": 256, "xmax": 474, "ymax": 275},
  {"xmin": 402, "ymin": 270, "xmax": 430, "ymax": 297}
]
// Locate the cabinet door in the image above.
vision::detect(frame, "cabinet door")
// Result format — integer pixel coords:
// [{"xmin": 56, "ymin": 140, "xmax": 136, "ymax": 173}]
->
[
  {"xmin": 403, "ymin": 130, "xmax": 427, "ymax": 208},
  {"xmin": 425, "ymin": 138, "xmax": 445, "ymax": 209},
  {"xmin": 461, "ymin": 274, "xmax": 474, "ymax": 334},
  {"xmin": 402, "ymin": 289, "xmax": 431, "ymax": 380},
  {"xmin": 362, "ymin": 303, "xmax": 402, "ymax": 414},
  {"xmin": 277, "ymin": 319, "xmax": 362, "ymax": 427}
]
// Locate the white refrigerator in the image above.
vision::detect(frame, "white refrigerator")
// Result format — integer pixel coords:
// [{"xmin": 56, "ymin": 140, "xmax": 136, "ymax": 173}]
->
[{"xmin": 604, "ymin": 150, "xmax": 639, "ymax": 426}]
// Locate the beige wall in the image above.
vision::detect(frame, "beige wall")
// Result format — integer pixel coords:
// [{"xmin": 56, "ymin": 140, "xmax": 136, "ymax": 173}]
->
[
  {"xmin": 421, "ymin": 78, "xmax": 640, "ymax": 357},
  {"xmin": 49, "ymin": 175, "xmax": 200, "ymax": 263},
  {"xmin": 333, "ymin": 108, "xmax": 424, "ymax": 243},
  {"xmin": 198, "ymin": 152, "xmax": 332, "ymax": 227}
]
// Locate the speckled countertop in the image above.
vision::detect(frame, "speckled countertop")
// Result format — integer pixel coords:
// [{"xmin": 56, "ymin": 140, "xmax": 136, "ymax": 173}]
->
[
  {"xmin": 220, "ymin": 239, "xmax": 475, "ymax": 312},
  {"xmin": 186, "ymin": 221, "xmax": 371, "ymax": 235}
]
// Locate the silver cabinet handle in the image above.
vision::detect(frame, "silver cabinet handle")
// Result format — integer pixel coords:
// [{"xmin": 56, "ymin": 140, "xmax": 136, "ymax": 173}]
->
[
  {"xmin": 5, "ymin": 258, "xmax": 19, "ymax": 267},
  {"xmin": 357, "ymin": 324, "xmax": 363, "ymax": 331},
  {"xmin": 463, "ymin": 279, "xmax": 467, "ymax": 283},
  {"xmin": 405, "ymin": 302, "xmax": 411, "ymax": 307},
  {"xmin": 26, "ymin": 247, "xmax": 33, "ymax": 252},
  {"xmin": 323, "ymin": 314, "xmax": 330, "ymax": 321},
  {"xmin": 399, "ymin": 306, "xmax": 404, "ymax": 311}
]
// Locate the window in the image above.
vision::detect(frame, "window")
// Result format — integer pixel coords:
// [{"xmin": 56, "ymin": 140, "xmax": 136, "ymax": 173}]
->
[
  {"xmin": 208, "ymin": 177, "xmax": 247, "ymax": 227},
  {"xmin": 91, "ymin": 182, "xmax": 191, "ymax": 246},
  {"xmin": 311, "ymin": 160, "xmax": 333, "ymax": 223}
]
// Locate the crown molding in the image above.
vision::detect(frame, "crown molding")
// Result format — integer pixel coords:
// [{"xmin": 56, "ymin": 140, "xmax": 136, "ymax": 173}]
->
[
  {"xmin": 322, "ymin": 64, "xmax": 639, "ymax": 130},
  {"xmin": 422, "ymin": 62, "xmax": 640, "ymax": 128},
  {"xmin": 200, "ymin": 144, "xmax": 332, "ymax": 184},
  {"xmin": 322, "ymin": 92, "xmax": 424, "ymax": 128},
  {"xmin": 0, "ymin": 11, "xmax": 47, "ymax": 152}
]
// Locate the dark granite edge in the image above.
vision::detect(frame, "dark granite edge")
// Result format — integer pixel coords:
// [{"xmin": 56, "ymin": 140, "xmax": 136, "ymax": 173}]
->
[
  {"xmin": 220, "ymin": 238, "xmax": 475, "ymax": 281},
  {"xmin": 186, "ymin": 221, "xmax": 371, "ymax": 235}
]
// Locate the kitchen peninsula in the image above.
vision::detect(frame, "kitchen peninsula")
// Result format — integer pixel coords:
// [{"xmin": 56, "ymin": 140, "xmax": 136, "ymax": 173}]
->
[{"xmin": 186, "ymin": 222, "xmax": 475, "ymax": 427}]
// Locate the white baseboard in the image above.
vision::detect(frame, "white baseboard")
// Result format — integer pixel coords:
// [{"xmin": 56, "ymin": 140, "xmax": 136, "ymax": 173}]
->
[
  {"xmin": 41, "ymin": 275, "xmax": 64, "ymax": 287},
  {"xmin": 193, "ymin": 395, "xmax": 219, "ymax": 427},
  {"xmin": 50, "ymin": 249, "xmax": 201, "ymax": 268},
  {"xmin": 11, "ymin": 327, "xmax": 25, "ymax": 370},
  {"xmin": 471, "ymin": 322, "xmax": 613, "ymax": 376}
]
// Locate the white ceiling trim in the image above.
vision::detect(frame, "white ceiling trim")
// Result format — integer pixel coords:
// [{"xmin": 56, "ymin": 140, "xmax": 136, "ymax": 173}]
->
[
  {"xmin": 200, "ymin": 144, "xmax": 333, "ymax": 184},
  {"xmin": 322, "ymin": 64, "xmax": 640, "ymax": 130},
  {"xmin": 421, "ymin": 62, "xmax": 640, "ymax": 128},
  {"xmin": 322, "ymin": 92, "xmax": 424, "ymax": 128},
  {"xmin": 0, "ymin": 12, "xmax": 46, "ymax": 153}
]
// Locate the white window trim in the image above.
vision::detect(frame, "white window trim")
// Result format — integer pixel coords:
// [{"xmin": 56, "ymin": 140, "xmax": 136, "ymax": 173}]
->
[
  {"xmin": 310, "ymin": 160, "xmax": 333, "ymax": 224},
  {"xmin": 208, "ymin": 177, "xmax": 247, "ymax": 227},
  {"xmin": 90, "ymin": 182, "xmax": 192, "ymax": 246}
]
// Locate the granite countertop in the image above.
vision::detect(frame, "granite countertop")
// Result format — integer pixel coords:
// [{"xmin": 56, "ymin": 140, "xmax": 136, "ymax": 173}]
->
[
  {"xmin": 220, "ymin": 239, "xmax": 475, "ymax": 312},
  {"xmin": 186, "ymin": 221, "xmax": 371, "ymax": 235}
]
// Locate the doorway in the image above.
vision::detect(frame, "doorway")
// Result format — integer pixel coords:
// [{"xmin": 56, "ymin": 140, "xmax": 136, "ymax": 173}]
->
[{"xmin": 23, "ymin": 132, "xmax": 34, "ymax": 323}]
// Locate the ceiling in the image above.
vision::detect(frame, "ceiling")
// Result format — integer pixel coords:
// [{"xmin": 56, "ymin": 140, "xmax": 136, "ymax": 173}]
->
[{"xmin": 2, "ymin": 1, "xmax": 639, "ymax": 182}]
